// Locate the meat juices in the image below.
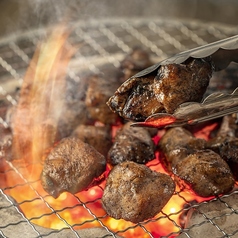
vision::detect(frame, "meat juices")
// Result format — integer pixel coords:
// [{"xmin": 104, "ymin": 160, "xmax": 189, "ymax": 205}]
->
[
  {"xmin": 159, "ymin": 127, "xmax": 234, "ymax": 197},
  {"xmin": 41, "ymin": 137, "xmax": 106, "ymax": 198},
  {"xmin": 102, "ymin": 161, "xmax": 175, "ymax": 223},
  {"xmin": 108, "ymin": 122, "xmax": 155, "ymax": 165},
  {"xmin": 107, "ymin": 57, "xmax": 213, "ymax": 121}
]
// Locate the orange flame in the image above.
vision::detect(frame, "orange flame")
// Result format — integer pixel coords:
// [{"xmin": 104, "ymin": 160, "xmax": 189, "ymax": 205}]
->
[{"xmin": 10, "ymin": 25, "xmax": 75, "ymax": 166}]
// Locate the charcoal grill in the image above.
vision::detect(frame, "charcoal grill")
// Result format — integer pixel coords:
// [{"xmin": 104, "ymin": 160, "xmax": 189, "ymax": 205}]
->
[{"xmin": 0, "ymin": 18, "xmax": 238, "ymax": 238}]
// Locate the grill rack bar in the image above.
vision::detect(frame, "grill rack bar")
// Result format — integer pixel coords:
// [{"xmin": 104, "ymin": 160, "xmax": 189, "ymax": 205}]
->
[{"xmin": 0, "ymin": 18, "xmax": 238, "ymax": 237}]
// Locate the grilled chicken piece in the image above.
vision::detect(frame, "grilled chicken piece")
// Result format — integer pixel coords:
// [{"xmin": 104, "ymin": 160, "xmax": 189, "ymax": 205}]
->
[
  {"xmin": 159, "ymin": 127, "xmax": 234, "ymax": 197},
  {"xmin": 41, "ymin": 137, "xmax": 106, "ymax": 198},
  {"xmin": 107, "ymin": 57, "xmax": 213, "ymax": 121},
  {"xmin": 102, "ymin": 161, "xmax": 175, "ymax": 223},
  {"xmin": 108, "ymin": 122, "xmax": 155, "ymax": 165}
]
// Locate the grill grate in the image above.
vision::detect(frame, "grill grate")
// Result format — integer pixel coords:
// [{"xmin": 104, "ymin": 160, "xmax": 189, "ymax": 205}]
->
[{"xmin": 0, "ymin": 18, "xmax": 238, "ymax": 238}]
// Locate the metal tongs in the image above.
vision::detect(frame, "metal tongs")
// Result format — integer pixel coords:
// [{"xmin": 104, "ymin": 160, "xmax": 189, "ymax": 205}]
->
[{"xmin": 131, "ymin": 35, "xmax": 238, "ymax": 128}]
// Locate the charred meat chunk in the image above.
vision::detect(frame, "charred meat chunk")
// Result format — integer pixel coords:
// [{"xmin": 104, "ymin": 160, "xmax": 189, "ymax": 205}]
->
[
  {"xmin": 153, "ymin": 57, "xmax": 213, "ymax": 114},
  {"xmin": 102, "ymin": 161, "xmax": 175, "ymax": 223},
  {"xmin": 174, "ymin": 150, "xmax": 234, "ymax": 197},
  {"xmin": 41, "ymin": 137, "xmax": 106, "ymax": 198},
  {"xmin": 108, "ymin": 73, "xmax": 163, "ymax": 121},
  {"xmin": 158, "ymin": 127, "xmax": 206, "ymax": 172},
  {"xmin": 71, "ymin": 125, "xmax": 112, "ymax": 157},
  {"xmin": 159, "ymin": 127, "xmax": 234, "ymax": 197},
  {"xmin": 85, "ymin": 75, "xmax": 120, "ymax": 124},
  {"xmin": 207, "ymin": 115, "xmax": 238, "ymax": 180},
  {"xmin": 219, "ymin": 139, "xmax": 238, "ymax": 163},
  {"xmin": 120, "ymin": 47, "xmax": 153, "ymax": 81},
  {"xmin": 107, "ymin": 57, "xmax": 213, "ymax": 121},
  {"xmin": 207, "ymin": 115, "xmax": 238, "ymax": 160},
  {"xmin": 108, "ymin": 122, "xmax": 155, "ymax": 165}
]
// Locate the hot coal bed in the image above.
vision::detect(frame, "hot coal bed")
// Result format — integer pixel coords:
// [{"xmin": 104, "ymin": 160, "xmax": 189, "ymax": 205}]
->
[{"xmin": 0, "ymin": 19, "xmax": 238, "ymax": 238}]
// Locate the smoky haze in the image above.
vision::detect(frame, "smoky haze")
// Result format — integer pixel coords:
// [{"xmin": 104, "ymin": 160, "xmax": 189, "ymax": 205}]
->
[{"xmin": 0, "ymin": 0, "xmax": 237, "ymax": 37}]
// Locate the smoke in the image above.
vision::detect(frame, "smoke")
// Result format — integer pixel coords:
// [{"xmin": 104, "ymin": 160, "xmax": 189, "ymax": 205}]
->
[
  {"xmin": 0, "ymin": 0, "xmax": 236, "ymax": 37},
  {"xmin": 1, "ymin": 0, "xmax": 197, "ymax": 36},
  {"xmin": 26, "ymin": 0, "xmax": 82, "ymax": 24},
  {"xmin": 0, "ymin": 0, "xmax": 83, "ymax": 36}
]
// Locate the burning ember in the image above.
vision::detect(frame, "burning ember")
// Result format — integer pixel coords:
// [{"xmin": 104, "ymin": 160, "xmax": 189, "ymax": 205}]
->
[{"xmin": 0, "ymin": 25, "xmax": 237, "ymax": 238}]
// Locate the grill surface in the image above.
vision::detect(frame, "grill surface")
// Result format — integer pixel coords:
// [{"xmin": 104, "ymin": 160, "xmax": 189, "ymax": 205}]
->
[{"xmin": 0, "ymin": 18, "xmax": 238, "ymax": 238}]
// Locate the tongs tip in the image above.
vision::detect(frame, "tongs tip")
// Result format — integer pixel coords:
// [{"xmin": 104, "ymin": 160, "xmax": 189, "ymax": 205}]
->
[
  {"xmin": 131, "ymin": 113, "xmax": 177, "ymax": 128},
  {"xmin": 131, "ymin": 87, "xmax": 238, "ymax": 129}
]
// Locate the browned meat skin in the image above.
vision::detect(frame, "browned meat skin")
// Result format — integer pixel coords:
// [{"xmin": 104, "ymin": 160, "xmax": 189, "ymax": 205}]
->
[
  {"xmin": 174, "ymin": 150, "xmax": 234, "ymax": 197},
  {"xmin": 207, "ymin": 115, "xmax": 238, "ymax": 158},
  {"xmin": 102, "ymin": 161, "xmax": 175, "ymax": 223},
  {"xmin": 219, "ymin": 139, "xmax": 238, "ymax": 163},
  {"xmin": 159, "ymin": 127, "xmax": 234, "ymax": 197},
  {"xmin": 120, "ymin": 47, "xmax": 153, "ymax": 81},
  {"xmin": 153, "ymin": 57, "xmax": 213, "ymax": 113},
  {"xmin": 71, "ymin": 125, "xmax": 112, "ymax": 158},
  {"xmin": 206, "ymin": 115, "xmax": 238, "ymax": 179},
  {"xmin": 108, "ymin": 74, "xmax": 163, "ymax": 121},
  {"xmin": 108, "ymin": 122, "xmax": 155, "ymax": 165},
  {"xmin": 85, "ymin": 75, "xmax": 121, "ymax": 124},
  {"xmin": 107, "ymin": 57, "xmax": 213, "ymax": 121},
  {"xmin": 158, "ymin": 127, "xmax": 206, "ymax": 172},
  {"xmin": 41, "ymin": 137, "xmax": 106, "ymax": 198}
]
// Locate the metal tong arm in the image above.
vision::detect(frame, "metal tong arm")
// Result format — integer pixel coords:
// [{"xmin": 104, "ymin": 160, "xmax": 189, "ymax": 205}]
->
[
  {"xmin": 133, "ymin": 35, "xmax": 238, "ymax": 78},
  {"xmin": 132, "ymin": 87, "xmax": 238, "ymax": 128},
  {"xmin": 131, "ymin": 35, "xmax": 238, "ymax": 128}
]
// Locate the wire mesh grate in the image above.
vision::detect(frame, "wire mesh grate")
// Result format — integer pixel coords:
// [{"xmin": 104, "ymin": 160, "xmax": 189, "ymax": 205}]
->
[{"xmin": 0, "ymin": 18, "xmax": 238, "ymax": 238}]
